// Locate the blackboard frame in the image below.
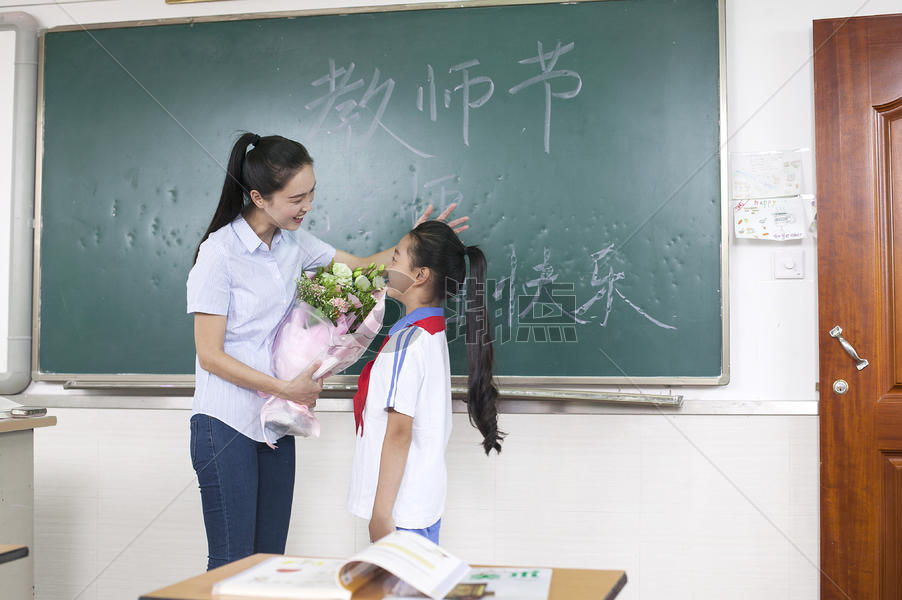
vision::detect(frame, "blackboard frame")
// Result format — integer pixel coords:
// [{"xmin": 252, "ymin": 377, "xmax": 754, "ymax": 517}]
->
[{"xmin": 30, "ymin": 0, "xmax": 730, "ymax": 392}]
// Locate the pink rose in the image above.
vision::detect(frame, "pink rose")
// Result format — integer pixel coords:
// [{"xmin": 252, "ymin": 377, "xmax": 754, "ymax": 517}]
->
[{"xmin": 330, "ymin": 297, "xmax": 350, "ymax": 313}]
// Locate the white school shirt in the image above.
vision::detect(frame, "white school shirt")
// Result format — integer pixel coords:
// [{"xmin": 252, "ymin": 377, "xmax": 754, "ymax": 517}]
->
[
  {"xmin": 186, "ymin": 214, "xmax": 335, "ymax": 442},
  {"xmin": 347, "ymin": 307, "xmax": 452, "ymax": 529}
]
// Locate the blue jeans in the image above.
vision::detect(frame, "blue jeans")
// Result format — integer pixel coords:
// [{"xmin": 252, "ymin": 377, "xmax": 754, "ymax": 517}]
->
[
  {"xmin": 397, "ymin": 518, "xmax": 441, "ymax": 545},
  {"xmin": 190, "ymin": 414, "xmax": 296, "ymax": 570}
]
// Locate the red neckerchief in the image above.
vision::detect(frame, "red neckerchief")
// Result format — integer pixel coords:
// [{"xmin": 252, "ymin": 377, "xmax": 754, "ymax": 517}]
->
[{"xmin": 353, "ymin": 315, "xmax": 445, "ymax": 436}]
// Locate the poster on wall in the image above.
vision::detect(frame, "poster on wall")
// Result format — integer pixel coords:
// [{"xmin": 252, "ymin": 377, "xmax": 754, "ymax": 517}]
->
[{"xmin": 731, "ymin": 149, "xmax": 814, "ymax": 241}]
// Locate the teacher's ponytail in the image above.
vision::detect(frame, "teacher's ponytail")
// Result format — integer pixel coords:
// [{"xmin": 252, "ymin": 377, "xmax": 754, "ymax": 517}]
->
[
  {"xmin": 407, "ymin": 221, "xmax": 504, "ymax": 455},
  {"xmin": 193, "ymin": 133, "xmax": 314, "ymax": 264}
]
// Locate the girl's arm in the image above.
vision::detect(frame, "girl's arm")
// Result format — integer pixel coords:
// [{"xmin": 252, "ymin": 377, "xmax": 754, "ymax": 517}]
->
[
  {"xmin": 333, "ymin": 248, "xmax": 394, "ymax": 273},
  {"xmin": 194, "ymin": 313, "xmax": 322, "ymax": 406},
  {"xmin": 332, "ymin": 203, "xmax": 470, "ymax": 271},
  {"xmin": 369, "ymin": 409, "xmax": 414, "ymax": 542}
]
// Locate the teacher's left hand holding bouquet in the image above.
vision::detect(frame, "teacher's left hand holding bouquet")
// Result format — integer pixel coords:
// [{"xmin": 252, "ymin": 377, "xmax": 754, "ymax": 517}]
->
[
  {"xmin": 259, "ymin": 260, "xmax": 389, "ymax": 448},
  {"xmin": 186, "ymin": 132, "xmax": 469, "ymax": 572}
]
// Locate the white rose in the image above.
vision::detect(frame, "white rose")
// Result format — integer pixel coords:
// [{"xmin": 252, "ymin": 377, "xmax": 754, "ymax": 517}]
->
[
  {"xmin": 372, "ymin": 275, "xmax": 386, "ymax": 290},
  {"xmin": 332, "ymin": 263, "xmax": 353, "ymax": 279},
  {"xmin": 354, "ymin": 275, "xmax": 371, "ymax": 291}
]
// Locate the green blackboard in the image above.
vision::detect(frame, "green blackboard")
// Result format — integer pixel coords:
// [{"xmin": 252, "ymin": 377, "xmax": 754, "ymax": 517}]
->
[{"xmin": 37, "ymin": 0, "xmax": 725, "ymax": 383}]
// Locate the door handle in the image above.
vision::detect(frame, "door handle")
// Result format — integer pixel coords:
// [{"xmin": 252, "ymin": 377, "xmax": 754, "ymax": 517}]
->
[{"xmin": 829, "ymin": 326, "xmax": 869, "ymax": 370}]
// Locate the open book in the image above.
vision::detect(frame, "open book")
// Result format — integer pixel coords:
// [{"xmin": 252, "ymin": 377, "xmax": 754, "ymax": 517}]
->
[{"xmin": 212, "ymin": 531, "xmax": 470, "ymax": 600}]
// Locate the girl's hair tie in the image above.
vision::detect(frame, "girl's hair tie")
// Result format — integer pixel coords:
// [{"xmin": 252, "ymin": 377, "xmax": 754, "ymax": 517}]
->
[{"xmin": 251, "ymin": 134, "xmax": 261, "ymax": 146}]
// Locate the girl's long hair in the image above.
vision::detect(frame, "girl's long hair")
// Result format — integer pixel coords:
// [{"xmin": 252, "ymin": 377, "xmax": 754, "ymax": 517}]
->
[
  {"xmin": 407, "ymin": 220, "xmax": 504, "ymax": 455},
  {"xmin": 193, "ymin": 133, "xmax": 313, "ymax": 263}
]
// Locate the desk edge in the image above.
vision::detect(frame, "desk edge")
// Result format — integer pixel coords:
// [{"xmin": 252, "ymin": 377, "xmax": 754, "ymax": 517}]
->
[
  {"xmin": 0, "ymin": 415, "xmax": 57, "ymax": 433},
  {"xmin": 604, "ymin": 572, "xmax": 628, "ymax": 600},
  {"xmin": 0, "ymin": 546, "xmax": 30, "ymax": 565}
]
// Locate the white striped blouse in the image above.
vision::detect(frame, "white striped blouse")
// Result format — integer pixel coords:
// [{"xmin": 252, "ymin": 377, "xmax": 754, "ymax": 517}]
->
[{"xmin": 186, "ymin": 214, "xmax": 335, "ymax": 442}]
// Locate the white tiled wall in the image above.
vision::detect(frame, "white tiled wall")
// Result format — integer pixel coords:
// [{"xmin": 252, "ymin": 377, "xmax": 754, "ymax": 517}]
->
[{"xmin": 34, "ymin": 409, "xmax": 818, "ymax": 599}]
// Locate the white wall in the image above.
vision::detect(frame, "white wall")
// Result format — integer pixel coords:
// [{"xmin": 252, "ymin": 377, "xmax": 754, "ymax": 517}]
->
[
  {"xmin": 33, "ymin": 409, "xmax": 819, "ymax": 600},
  {"xmin": 3, "ymin": 0, "xmax": 900, "ymax": 598}
]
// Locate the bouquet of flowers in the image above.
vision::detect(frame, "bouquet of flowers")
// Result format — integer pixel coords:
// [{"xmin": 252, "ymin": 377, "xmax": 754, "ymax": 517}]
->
[{"xmin": 259, "ymin": 261, "xmax": 388, "ymax": 448}]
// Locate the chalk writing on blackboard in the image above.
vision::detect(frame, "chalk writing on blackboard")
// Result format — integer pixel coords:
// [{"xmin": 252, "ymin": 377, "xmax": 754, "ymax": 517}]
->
[
  {"xmin": 416, "ymin": 60, "xmax": 496, "ymax": 147},
  {"xmin": 574, "ymin": 244, "xmax": 623, "ymax": 327},
  {"xmin": 441, "ymin": 244, "xmax": 676, "ymax": 346},
  {"xmin": 518, "ymin": 247, "xmax": 587, "ymax": 325},
  {"xmin": 416, "ymin": 64, "xmax": 438, "ymax": 122},
  {"xmin": 305, "ymin": 59, "xmax": 435, "ymax": 158},
  {"xmin": 574, "ymin": 245, "xmax": 676, "ymax": 330},
  {"xmin": 424, "ymin": 174, "xmax": 463, "ymax": 209},
  {"xmin": 508, "ymin": 41, "xmax": 583, "ymax": 154},
  {"xmin": 305, "ymin": 59, "xmax": 363, "ymax": 137},
  {"xmin": 613, "ymin": 289, "xmax": 677, "ymax": 330},
  {"xmin": 403, "ymin": 169, "xmax": 464, "ymax": 227},
  {"xmin": 445, "ymin": 59, "xmax": 495, "ymax": 147},
  {"xmin": 493, "ymin": 245, "xmax": 519, "ymax": 328},
  {"xmin": 305, "ymin": 43, "xmax": 583, "ymax": 157}
]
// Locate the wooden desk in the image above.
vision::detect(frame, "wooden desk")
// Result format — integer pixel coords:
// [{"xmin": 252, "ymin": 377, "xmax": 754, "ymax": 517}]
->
[
  {"xmin": 0, "ymin": 415, "xmax": 56, "ymax": 434},
  {"xmin": 0, "ymin": 414, "xmax": 57, "ymax": 598},
  {"xmin": 0, "ymin": 545, "xmax": 29, "ymax": 565},
  {"xmin": 140, "ymin": 554, "xmax": 627, "ymax": 600}
]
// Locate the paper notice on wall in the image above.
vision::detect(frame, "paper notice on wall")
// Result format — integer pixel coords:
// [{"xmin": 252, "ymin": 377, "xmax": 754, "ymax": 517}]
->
[
  {"xmin": 731, "ymin": 151, "xmax": 802, "ymax": 200},
  {"xmin": 734, "ymin": 197, "xmax": 807, "ymax": 241}
]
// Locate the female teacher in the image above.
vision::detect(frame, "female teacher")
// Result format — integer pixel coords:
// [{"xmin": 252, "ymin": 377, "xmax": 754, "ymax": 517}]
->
[{"xmin": 186, "ymin": 132, "xmax": 468, "ymax": 570}]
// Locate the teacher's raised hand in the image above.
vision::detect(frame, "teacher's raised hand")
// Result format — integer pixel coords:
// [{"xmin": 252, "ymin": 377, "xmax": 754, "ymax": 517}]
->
[
  {"xmin": 415, "ymin": 202, "xmax": 469, "ymax": 235},
  {"xmin": 332, "ymin": 203, "xmax": 471, "ymax": 273}
]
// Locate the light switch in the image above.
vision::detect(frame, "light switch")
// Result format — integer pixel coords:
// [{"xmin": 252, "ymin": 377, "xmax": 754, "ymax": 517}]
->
[{"xmin": 773, "ymin": 249, "xmax": 804, "ymax": 279}]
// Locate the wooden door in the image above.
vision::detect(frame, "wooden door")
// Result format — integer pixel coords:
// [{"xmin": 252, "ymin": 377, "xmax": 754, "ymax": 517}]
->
[{"xmin": 815, "ymin": 12, "xmax": 902, "ymax": 600}]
